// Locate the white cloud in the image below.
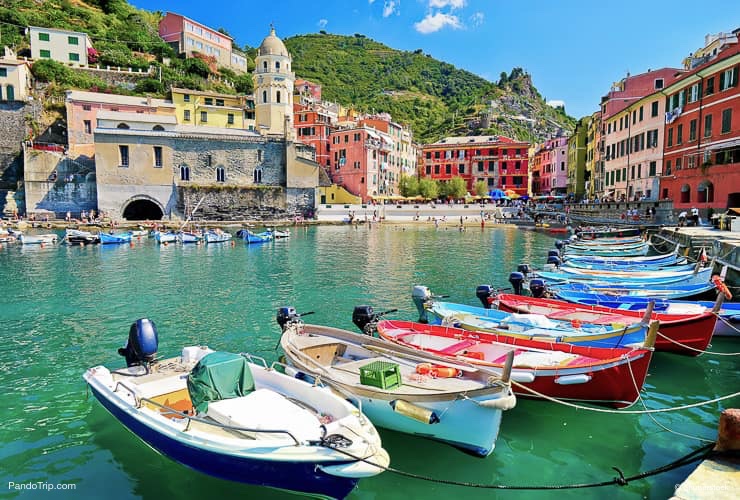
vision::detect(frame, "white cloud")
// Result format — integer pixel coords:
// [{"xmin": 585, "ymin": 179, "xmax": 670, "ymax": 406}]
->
[
  {"xmin": 547, "ymin": 100, "xmax": 566, "ymax": 109},
  {"xmin": 429, "ymin": 0, "xmax": 466, "ymax": 9},
  {"xmin": 317, "ymin": 19, "xmax": 328, "ymax": 29},
  {"xmin": 414, "ymin": 12, "xmax": 462, "ymax": 34},
  {"xmin": 470, "ymin": 12, "xmax": 484, "ymax": 27},
  {"xmin": 368, "ymin": 0, "xmax": 375, "ymax": 3},
  {"xmin": 383, "ymin": 0, "xmax": 398, "ymax": 17}
]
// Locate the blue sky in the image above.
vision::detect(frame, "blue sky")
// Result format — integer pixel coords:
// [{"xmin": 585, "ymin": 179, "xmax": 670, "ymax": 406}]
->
[{"xmin": 134, "ymin": 0, "xmax": 740, "ymax": 119}]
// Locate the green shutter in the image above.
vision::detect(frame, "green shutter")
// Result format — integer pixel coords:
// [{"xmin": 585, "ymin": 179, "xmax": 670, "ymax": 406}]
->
[
  {"xmin": 719, "ymin": 71, "xmax": 725, "ymax": 90},
  {"xmin": 732, "ymin": 66, "xmax": 739, "ymax": 87}
]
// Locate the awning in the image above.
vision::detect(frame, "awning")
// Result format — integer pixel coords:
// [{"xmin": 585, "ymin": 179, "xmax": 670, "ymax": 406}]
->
[
  {"xmin": 706, "ymin": 138, "xmax": 740, "ymax": 151},
  {"xmin": 366, "ymin": 129, "xmax": 380, "ymax": 140}
]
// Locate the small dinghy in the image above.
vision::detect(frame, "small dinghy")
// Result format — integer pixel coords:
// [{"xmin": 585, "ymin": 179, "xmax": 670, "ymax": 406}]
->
[{"xmin": 84, "ymin": 319, "xmax": 389, "ymax": 499}]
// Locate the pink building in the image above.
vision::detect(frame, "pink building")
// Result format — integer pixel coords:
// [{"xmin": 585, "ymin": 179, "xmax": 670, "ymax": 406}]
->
[
  {"xmin": 329, "ymin": 126, "xmax": 393, "ymax": 202},
  {"xmin": 532, "ymin": 136, "xmax": 568, "ymax": 195},
  {"xmin": 159, "ymin": 12, "xmax": 247, "ymax": 73},
  {"xmin": 65, "ymin": 90, "xmax": 175, "ymax": 159},
  {"xmin": 295, "ymin": 79, "xmax": 322, "ymax": 101}
]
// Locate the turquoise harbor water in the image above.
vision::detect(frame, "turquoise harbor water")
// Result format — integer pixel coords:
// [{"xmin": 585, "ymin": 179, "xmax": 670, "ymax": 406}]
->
[{"xmin": 0, "ymin": 224, "xmax": 737, "ymax": 499}]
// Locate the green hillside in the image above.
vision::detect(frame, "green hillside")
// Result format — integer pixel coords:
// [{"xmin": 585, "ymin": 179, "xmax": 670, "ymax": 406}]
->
[{"xmin": 0, "ymin": 1, "xmax": 575, "ymax": 143}]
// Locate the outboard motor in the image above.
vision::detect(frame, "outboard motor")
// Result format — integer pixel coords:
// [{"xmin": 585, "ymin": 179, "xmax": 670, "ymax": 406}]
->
[
  {"xmin": 508, "ymin": 272, "xmax": 525, "ymax": 295},
  {"xmin": 352, "ymin": 305, "xmax": 376, "ymax": 334},
  {"xmin": 118, "ymin": 318, "xmax": 159, "ymax": 368},
  {"xmin": 547, "ymin": 249, "xmax": 560, "ymax": 259},
  {"xmin": 517, "ymin": 264, "xmax": 531, "ymax": 277},
  {"xmin": 529, "ymin": 278, "xmax": 547, "ymax": 298},
  {"xmin": 475, "ymin": 284, "xmax": 495, "ymax": 309},
  {"xmin": 276, "ymin": 306, "xmax": 299, "ymax": 330},
  {"xmin": 412, "ymin": 285, "xmax": 433, "ymax": 323},
  {"xmin": 555, "ymin": 240, "xmax": 565, "ymax": 250},
  {"xmin": 547, "ymin": 255, "xmax": 562, "ymax": 268}
]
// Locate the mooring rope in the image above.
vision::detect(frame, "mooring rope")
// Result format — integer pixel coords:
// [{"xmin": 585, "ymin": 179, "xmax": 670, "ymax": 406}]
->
[
  {"xmin": 320, "ymin": 435, "xmax": 718, "ymax": 490},
  {"xmin": 656, "ymin": 330, "xmax": 740, "ymax": 356},
  {"xmin": 713, "ymin": 313, "xmax": 740, "ymax": 336}
]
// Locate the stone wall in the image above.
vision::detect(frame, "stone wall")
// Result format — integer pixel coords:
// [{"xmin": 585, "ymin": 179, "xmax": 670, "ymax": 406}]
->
[
  {"xmin": 0, "ymin": 101, "xmax": 41, "ymax": 188},
  {"xmin": 178, "ymin": 185, "xmax": 288, "ymax": 220}
]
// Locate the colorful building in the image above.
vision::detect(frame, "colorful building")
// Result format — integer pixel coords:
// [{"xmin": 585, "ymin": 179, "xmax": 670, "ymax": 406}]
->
[
  {"xmin": 170, "ymin": 87, "xmax": 250, "ymax": 130},
  {"xmin": 585, "ymin": 111, "xmax": 602, "ymax": 199},
  {"xmin": 567, "ymin": 118, "xmax": 588, "ymax": 199},
  {"xmin": 158, "ymin": 12, "xmax": 247, "ymax": 73},
  {"xmin": 28, "ymin": 26, "xmax": 93, "ymax": 66},
  {"xmin": 328, "ymin": 126, "xmax": 394, "ymax": 202},
  {"xmin": 65, "ymin": 90, "xmax": 175, "ymax": 159},
  {"xmin": 0, "ymin": 48, "xmax": 31, "ymax": 102},
  {"xmin": 421, "ymin": 135, "xmax": 529, "ymax": 196},
  {"xmin": 531, "ymin": 136, "xmax": 568, "ymax": 195},
  {"xmin": 661, "ymin": 42, "xmax": 740, "ymax": 211}
]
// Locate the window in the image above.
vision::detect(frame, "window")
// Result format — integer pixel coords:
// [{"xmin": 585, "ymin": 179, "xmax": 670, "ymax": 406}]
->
[
  {"xmin": 721, "ymin": 109, "xmax": 732, "ymax": 134},
  {"xmin": 689, "ymin": 119, "xmax": 697, "ymax": 142},
  {"xmin": 445, "ymin": 164, "xmax": 451, "ymax": 174},
  {"xmin": 665, "ymin": 160, "xmax": 672, "ymax": 175},
  {"xmin": 458, "ymin": 164, "xmax": 464, "ymax": 174},
  {"xmin": 184, "ymin": 94, "xmax": 190, "ymax": 102},
  {"xmin": 704, "ymin": 114, "xmax": 712, "ymax": 137},
  {"xmin": 39, "ymin": 49, "xmax": 51, "ymax": 58},
  {"xmin": 153, "ymin": 125, "xmax": 164, "ymax": 131},
  {"xmin": 654, "ymin": 78, "xmax": 664, "ymax": 89},
  {"xmin": 180, "ymin": 165, "xmax": 190, "ymax": 181},
  {"xmin": 82, "ymin": 104, "xmax": 91, "ymax": 111},
  {"xmin": 651, "ymin": 101, "xmax": 659, "ymax": 117},
  {"xmin": 253, "ymin": 168, "xmax": 262, "ymax": 183},
  {"xmin": 68, "ymin": 36, "xmax": 78, "ymax": 45},
  {"xmin": 69, "ymin": 53, "xmax": 79, "ymax": 62},
  {"xmin": 276, "ymin": 91, "xmax": 281, "ymax": 103},
  {"xmin": 216, "ymin": 166, "xmax": 225, "ymax": 182},
  {"xmin": 677, "ymin": 124, "xmax": 683, "ymax": 145},
  {"xmin": 83, "ymin": 120, "xmax": 91, "ymax": 134},
  {"xmin": 276, "ymin": 61, "xmax": 281, "ymax": 70},
  {"xmin": 691, "ymin": 82, "xmax": 703, "ymax": 102},
  {"xmin": 705, "ymin": 77, "xmax": 714, "ymax": 96},
  {"xmin": 200, "ymin": 111, "xmax": 207, "ymax": 123},
  {"xmin": 675, "ymin": 157, "xmax": 682, "ymax": 170},
  {"xmin": 649, "ymin": 161, "xmax": 656, "ymax": 176},
  {"xmin": 119, "ymin": 145, "xmax": 129, "ymax": 167},
  {"xmin": 153, "ymin": 146, "xmax": 162, "ymax": 167},
  {"xmin": 667, "ymin": 128, "xmax": 673, "ymax": 147},
  {"xmin": 38, "ymin": 33, "xmax": 50, "ymax": 41},
  {"xmin": 639, "ymin": 106, "xmax": 643, "ymax": 121},
  {"xmin": 204, "ymin": 97, "xmax": 213, "ymax": 105},
  {"xmin": 632, "ymin": 110, "xmax": 637, "ymax": 125},
  {"xmin": 262, "ymin": 61, "xmax": 267, "ymax": 71},
  {"xmin": 226, "ymin": 113, "xmax": 234, "ymax": 125},
  {"xmin": 434, "ymin": 165, "xmax": 440, "ymax": 174},
  {"xmin": 262, "ymin": 91, "xmax": 267, "ymax": 103},
  {"xmin": 0, "ymin": 68, "xmax": 6, "ymax": 77},
  {"xmin": 477, "ymin": 161, "xmax": 484, "ymax": 172},
  {"xmin": 184, "ymin": 110, "xmax": 191, "ymax": 121},
  {"xmin": 116, "ymin": 123, "xmax": 129, "ymax": 129},
  {"xmin": 720, "ymin": 67, "xmax": 738, "ymax": 91}
]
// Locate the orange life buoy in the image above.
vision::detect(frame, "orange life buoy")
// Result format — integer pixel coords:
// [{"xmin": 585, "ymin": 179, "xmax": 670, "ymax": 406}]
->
[
  {"xmin": 430, "ymin": 366, "xmax": 462, "ymax": 378},
  {"xmin": 416, "ymin": 363, "xmax": 433, "ymax": 375},
  {"xmin": 712, "ymin": 275, "xmax": 732, "ymax": 300}
]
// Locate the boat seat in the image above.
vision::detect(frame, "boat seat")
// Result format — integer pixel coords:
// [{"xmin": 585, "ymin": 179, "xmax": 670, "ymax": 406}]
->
[
  {"xmin": 438, "ymin": 339, "xmax": 477, "ymax": 354},
  {"xmin": 206, "ymin": 388, "xmax": 323, "ymax": 442}
]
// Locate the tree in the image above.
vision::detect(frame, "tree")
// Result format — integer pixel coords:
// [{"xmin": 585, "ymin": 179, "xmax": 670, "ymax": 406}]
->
[
  {"xmin": 418, "ymin": 178, "xmax": 438, "ymax": 200},
  {"xmin": 474, "ymin": 180, "xmax": 488, "ymax": 197},
  {"xmin": 397, "ymin": 174, "xmax": 419, "ymax": 197},
  {"xmin": 447, "ymin": 176, "xmax": 467, "ymax": 199}
]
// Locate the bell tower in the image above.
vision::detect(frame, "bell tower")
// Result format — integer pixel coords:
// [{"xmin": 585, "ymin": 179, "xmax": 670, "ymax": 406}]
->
[{"xmin": 254, "ymin": 26, "xmax": 294, "ymax": 139}]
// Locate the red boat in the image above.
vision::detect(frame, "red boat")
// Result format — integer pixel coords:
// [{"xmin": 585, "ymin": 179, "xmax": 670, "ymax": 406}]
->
[
  {"xmin": 376, "ymin": 319, "xmax": 658, "ymax": 409},
  {"xmin": 493, "ymin": 293, "xmax": 721, "ymax": 356}
]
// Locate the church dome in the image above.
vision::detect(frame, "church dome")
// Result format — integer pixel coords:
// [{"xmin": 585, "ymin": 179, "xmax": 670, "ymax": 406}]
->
[{"xmin": 258, "ymin": 26, "xmax": 289, "ymax": 57}]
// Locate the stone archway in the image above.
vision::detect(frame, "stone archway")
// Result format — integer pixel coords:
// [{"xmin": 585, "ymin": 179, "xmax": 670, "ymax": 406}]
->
[{"xmin": 122, "ymin": 196, "xmax": 164, "ymax": 221}]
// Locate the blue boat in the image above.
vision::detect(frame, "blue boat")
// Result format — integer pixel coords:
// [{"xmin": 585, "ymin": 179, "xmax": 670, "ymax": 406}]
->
[
  {"xmin": 153, "ymin": 231, "xmax": 177, "ymax": 244},
  {"xmin": 553, "ymin": 289, "xmax": 740, "ymax": 337},
  {"xmin": 204, "ymin": 229, "xmax": 232, "ymax": 244},
  {"xmin": 562, "ymin": 251, "xmax": 684, "ymax": 267},
  {"xmin": 177, "ymin": 231, "xmax": 203, "ymax": 244},
  {"xmin": 84, "ymin": 320, "xmax": 389, "ymax": 499},
  {"xmin": 411, "ymin": 286, "xmax": 651, "ymax": 348},
  {"xmin": 535, "ymin": 266, "xmax": 712, "ymax": 286},
  {"xmin": 237, "ymin": 229, "xmax": 273, "ymax": 244},
  {"xmin": 99, "ymin": 231, "xmax": 132, "ymax": 245},
  {"xmin": 552, "ymin": 280, "xmax": 717, "ymax": 300}
]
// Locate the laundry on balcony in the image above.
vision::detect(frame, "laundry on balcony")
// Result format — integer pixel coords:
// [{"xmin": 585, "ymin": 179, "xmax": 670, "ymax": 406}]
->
[{"xmin": 665, "ymin": 106, "xmax": 682, "ymax": 124}]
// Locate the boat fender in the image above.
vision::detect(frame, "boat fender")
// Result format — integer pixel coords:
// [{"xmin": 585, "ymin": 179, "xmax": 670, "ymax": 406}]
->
[
  {"xmin": 477, "ymin": 393, "xmax": 517, "ymax": 411},
  {"xmin": 415, "ymin": 363, "xmax": 462, "ymax": 378},
  {"xmin": 554, "ymin": 374, "xmax": 592, "ymax": 385},
  {"xmin": 389, "ymin": 399, "xmax": 440, "ymax": 424},
  {"xmin": 712, "ymin": 275, "xmax": 733, "ymax": 300},
  {"xmin": 511, "ymin": 371, "xmax": 536, "ymax": 383}
]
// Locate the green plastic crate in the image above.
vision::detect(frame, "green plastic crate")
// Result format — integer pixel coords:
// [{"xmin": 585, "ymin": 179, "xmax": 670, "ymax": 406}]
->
[{"xmin": 359, "ymin": 361, "xmax": 401, "ymax": 390}]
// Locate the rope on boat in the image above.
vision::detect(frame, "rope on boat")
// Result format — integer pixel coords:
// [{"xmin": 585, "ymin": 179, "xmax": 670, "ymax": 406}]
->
[
  {"xmin": 656, "ymin": 330, "xmax": 740, "ymax": 356},
  {"xmin": 626, "ymin": 357, "xmax": 715, "ymax": 444},
  {"xmin": 320, "ymin": 434, "xmax": 720, "ymax": 489},
  {"xmin": 508, "ymin": 380, "xmax": 740, "ymax": 414},
  {"xmin": 713, "ymin": 313, "xmax": 740, "ymax": 336}
]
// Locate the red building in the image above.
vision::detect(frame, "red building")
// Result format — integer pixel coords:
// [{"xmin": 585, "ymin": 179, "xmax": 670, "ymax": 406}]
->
[
  {"xmin": 295, "ymin": 103, "xmax": 335, "ymax": 173},
  {"xmin": 421, "ymin": 136, "xmax": 529, "ymax": 196},
  {"xmin": 661, "ymin": 42, "xmax": 740, "ymax": 212}
]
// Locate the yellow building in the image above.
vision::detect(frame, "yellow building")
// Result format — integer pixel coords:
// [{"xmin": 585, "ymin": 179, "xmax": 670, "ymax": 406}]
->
[{"xmin": 170, "ymin": 87, "xmax": 250, "ymax": 130}]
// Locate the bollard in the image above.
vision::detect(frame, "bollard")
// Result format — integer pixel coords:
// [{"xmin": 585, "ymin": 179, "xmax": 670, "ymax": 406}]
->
[{"xmin": 715, "ymin": 408, "xmax": 740, "ymax": 452}]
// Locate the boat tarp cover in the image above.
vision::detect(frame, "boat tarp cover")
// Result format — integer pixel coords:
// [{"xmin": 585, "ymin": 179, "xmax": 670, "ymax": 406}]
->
[{"xmin": 187, "ymin": 352, "xmax": 255, "ymax": 413}]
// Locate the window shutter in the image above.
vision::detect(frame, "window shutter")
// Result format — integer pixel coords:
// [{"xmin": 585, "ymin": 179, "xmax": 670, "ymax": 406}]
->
[
  {"xmin": 719, "ymin": 71, "xmax": 725, "ymax": 90},
  {"xmin": 697, "ymin": 81, "xmax": 702, "ymax": 97},
  {"xmin": 732, "ymin": 66, "xmax": 739, "ymax": 87}
]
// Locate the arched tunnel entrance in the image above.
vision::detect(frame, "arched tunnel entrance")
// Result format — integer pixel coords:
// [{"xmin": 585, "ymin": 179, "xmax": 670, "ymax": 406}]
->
[{"xmin": 122, "ymin": 199, "xmax": 164, "ymax": 221}]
